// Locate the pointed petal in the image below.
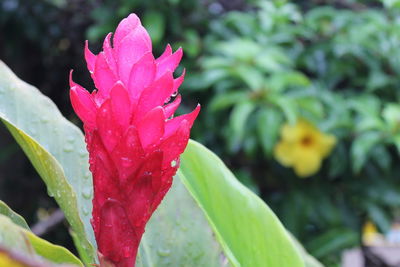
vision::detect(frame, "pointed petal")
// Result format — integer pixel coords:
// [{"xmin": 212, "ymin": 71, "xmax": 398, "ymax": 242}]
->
[
  {"xmin": 172, "ymin": 69, "xmax": 185, "ymax": 93},
  {"xmin": 97, "ymin": 100, "xmax": 122, "ymax": 152},
  {"xmin": 160, "ymin": 119, "xmax": 191, "ymax": 167},
  {"xmin": 136, "ymin": 71, "xmax": 174, "ymax": 117},
  {"xmin": 128, "ymin": 53, "xmax": 156, "ymax": 100},
  {"xmin": 155, "ymin": 47, "xmax": 182, "ymax": 79},
  {"xmin": 69, "ymin": 71, "xmax": 96, "ymax": 128},
  {"xmin": 98, "ymin": 199, "xmax": 138, "ymax": 266},
  {"xmin": 137, "ymin": 106, "xmax": 165, "ymax": 149},
  {"xmin": 93, "ymin": 52, "xmax": 117, "ymax": 97},
  {"xmin": 110, "ymin": 82, "xmax": 131, "ymax": 128},
  {"xmin": 164, "ymin": 95, "xmax": 181, "ymax": 118},
  {"xmin": 91, "ymin": 134, "xmax": 119, "ymax": 236},
  {"xmin": 103, "ymin": 33, "xmax": 117, "ymax": 76},
  {"xmin": 164, "ymin": 104, "xmax": 200, "ymax": 139},
  {"xmin": 113, "ymin": 14, "xmax": 140, "ymax": 50},
  {"xmin": 156, "ymin": 44, "xmax": 172, "ymax": 62},
  {"xmin": 111, "ymin": 126, "xmax": 144, "ymax": 181},
  {"xmin": 126, "ymin": 151, "xmax": 163, "ymax": 225},
  {"xmin": 117, "ymin": 25, "xmax": 152, "ymax": 85},
  {"xmin": 150, "ymin": 166, "xmax": 175, "ymax": 214},
  {"xmin": 85, "ymin": 40, "xmax": 96, "ymax": 73}
]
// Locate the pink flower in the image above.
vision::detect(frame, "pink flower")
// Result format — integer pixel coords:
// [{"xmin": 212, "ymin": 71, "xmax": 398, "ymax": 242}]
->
[{"xmin": 69, "ymin": 14, "xmax": 199, "ymax": 267}]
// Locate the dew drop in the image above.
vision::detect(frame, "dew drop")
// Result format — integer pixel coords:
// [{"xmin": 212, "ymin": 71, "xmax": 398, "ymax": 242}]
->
[
  {"xmin": 82, "ymin": 206, "xmax": 90, "ymax": 216},
  {"xmin": 66, "ymin": 135, "xmax": 75, "ymax": 143},
  {"xmin": 123, "ymin": 246, "xmax": 133, "ymax": 258},
  {"xmin": 157, "ymin": 248, "xmax": 171, "ymax": 257},
  {"xmin": 84, "ymin": 171, "xmax": 91, "ymax": 179},
  {"xmin": 63, "ymin": 144, "xmax": 73, "ymax": 152},
  {"xmin": 79, "ymin": 149, "xmax": 87, "ymax": 157},
  {"xmin": 82, "ymin": 187, "xmax": 93, "ymax": 199},
  {"xmin": 170, "ymin": 160, "xmax": 177, "ymax": 167},
  {"xmin": 29, "ymin": 127, "xmax": 37, "ymax": 136},
  {"xmin": 47, "ymin": 189, "xmax": 54, "ymax": 197},
  {"xmin": 120, "ymin": 157, "xmax": 133, "ymax": 167},
  {"xmin": 40, "ymin": 116, "xmax": 49, "ymax": 123}
]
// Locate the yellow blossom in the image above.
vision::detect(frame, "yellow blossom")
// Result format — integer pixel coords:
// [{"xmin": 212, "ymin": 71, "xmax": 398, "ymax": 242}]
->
[
  {"xmin": 0, "ymin": 252, "xmax": 26, "ymax": 267},
  {"xmin": 362, "ymin": 221, "xmax": 384, "ymax": 246},
  {"xmin": 274, "ymin": 119, "xmax": 336, "ymax": 177}
]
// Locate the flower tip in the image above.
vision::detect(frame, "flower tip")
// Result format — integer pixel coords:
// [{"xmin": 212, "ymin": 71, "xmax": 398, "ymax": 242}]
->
[{"xmin": 69, "ymin": 70, "xmax": 75, "ymax": 87}]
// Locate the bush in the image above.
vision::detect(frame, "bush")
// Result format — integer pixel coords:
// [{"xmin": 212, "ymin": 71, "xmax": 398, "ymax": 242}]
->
[{"xmin": 187, "ymin": 1, "xmax": 400, "ymax": 265}]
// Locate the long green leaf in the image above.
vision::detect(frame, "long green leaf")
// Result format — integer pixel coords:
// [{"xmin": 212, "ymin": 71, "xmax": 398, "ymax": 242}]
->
[
  {"xmin": 179, "ymin": 140, "xmax": 305, "ymax": 267},
  {"xmin": 0, "ymin": 61, "xmax": 95, "ymax": 263},
  {"xmin": 0, "ymin": 214, "xmax": 82, "ymax": 266},
  {"xmin": 0, "ymin": 200, "xmax": 29, "ymax": 230},
  {"xmin": 137, "ymin": 178, "xmax": 228, "ymax": 267}
]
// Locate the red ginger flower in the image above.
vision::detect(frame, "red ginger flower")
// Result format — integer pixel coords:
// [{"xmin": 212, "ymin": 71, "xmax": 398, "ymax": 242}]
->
[{"xmin": 69, "ymin": 14, "xmax": 199, "ymax": 267}]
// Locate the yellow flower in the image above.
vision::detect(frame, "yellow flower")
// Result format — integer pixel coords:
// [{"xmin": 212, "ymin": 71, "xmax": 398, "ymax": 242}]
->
[
  {"xmin": 274, "ymin": 119, "xmax": 336, "ymax": 177},
  {"xmin": 0, "ymin": 251, "xmax": 26, "ymax": 267},
  {"xmin": 362, "ymin": 221, "xmax": 384, "ymax": 246}
]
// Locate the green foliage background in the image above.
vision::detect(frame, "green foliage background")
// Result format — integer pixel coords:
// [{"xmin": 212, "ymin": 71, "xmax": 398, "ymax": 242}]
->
[{"xmin": 2, "ymin": 0, "xmax": 400, "ymax": 266}]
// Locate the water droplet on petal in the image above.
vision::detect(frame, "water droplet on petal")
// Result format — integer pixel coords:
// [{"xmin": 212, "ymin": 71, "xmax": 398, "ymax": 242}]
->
[
  {"xmin": 120, "ymin": 157, "xmax": 133, "ymax": 167},
  {"xmin": 123, "ymin": 246, "xmax": 133, "ymax": 258},
  {"xmin": 171, "ymin": 160, "xmax": 177, "ymax": 167}
]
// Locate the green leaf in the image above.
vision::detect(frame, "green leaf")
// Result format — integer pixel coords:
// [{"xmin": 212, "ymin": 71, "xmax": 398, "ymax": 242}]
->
[
  {"xmin": 0, "ymin": 214, "xmax": 82, "ymax": 266},
  {"xmin": 0, "ymin": 61, "xmax": 95, "ymax": 263},
  {"xmin": 209, "ymin": 91, "xmax": 248, "ymax": 112},
  {"xmin": 289, "ymin": 233, "xmax": 324, "ymax": 267},
  {"xmin": 143, "ymin": 11, "xmax": 165, "ymax": 44},
  {"xmin": 382, "ymin": 103, "xmax": 400, "ymax": 130},
  {"xmin": 26, "ymin": 231, "xmax": 83, "ymax": 266},
  {"xmin": 136, "ymin": 177, "xmax": 227, "ymax": 267},
  {"xmin": 351, "ymin": 131, "xmax": 381, "ymax": 173},
  {"xmin": 0, "ymin": 200, "xmax": 29, "ymax": 230},
  {"xmin": 216, "ymin": 39, "xmax": 261, "ymax": 61},
  {"xmin": 366, "ymin": 203, "xmax": 391, "ymax": 233},
  {"xmin": 392, "ymin": 134, "xmax": 400, "ymax": 155},
  {"xmin": 233, "ymin": 66, "xmax": 264, "ymax": 90},
  {"xmin": 229, "ymin": 102, "xmax": 255, "ymax": 152},
  {"xmin": 0, "ymin": 215, "xmax": 32, "ymax": 254},
  {"xmin": 256, "ymin": 108, "xmax": 284, "ymax": 156},
  {"xmin": 178, "ymin": 140, "xmax": 305, "ymax": 267},
  {"xmin": 306, "ymin": 228, "xmax": 358, "ymax": 259},
  {"xmin": 273, "ymin": 97, "xmax": 297, "ymax": 124},
  {"xmin": 267, "ymin": 72, "xmax": 310, "ymax": 92}
]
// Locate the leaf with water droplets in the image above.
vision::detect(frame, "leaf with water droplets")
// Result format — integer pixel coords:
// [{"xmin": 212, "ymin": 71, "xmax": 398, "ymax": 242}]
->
[
  {"xmin": 178, "ymin": 140, "xmax": 309, "ymax": 267},
  {"xmin": 0, "ymin": 200, "xmax": 29, "ymax": 230},
  {"xmin": 0, "ymin": 61, "xmax": 95, "ymax": 264},
  {"xmin": 0, "ymin": 214, "xmax": 83, "ymax": 266},
  {"xmin": 137, "ymin": 178, "xmax": 227, "ymax": 267}
]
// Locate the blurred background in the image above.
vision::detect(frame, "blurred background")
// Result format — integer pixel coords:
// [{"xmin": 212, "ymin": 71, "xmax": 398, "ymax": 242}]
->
[{"xmin": 2, "ymin": 0, "xmax": 400, "ymax": 266}]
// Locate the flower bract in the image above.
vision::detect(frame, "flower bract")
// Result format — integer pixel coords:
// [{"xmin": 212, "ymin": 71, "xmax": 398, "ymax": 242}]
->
[{"xmin": 69, "ymin": 13, "xmax": 199, "ymax": 267}]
